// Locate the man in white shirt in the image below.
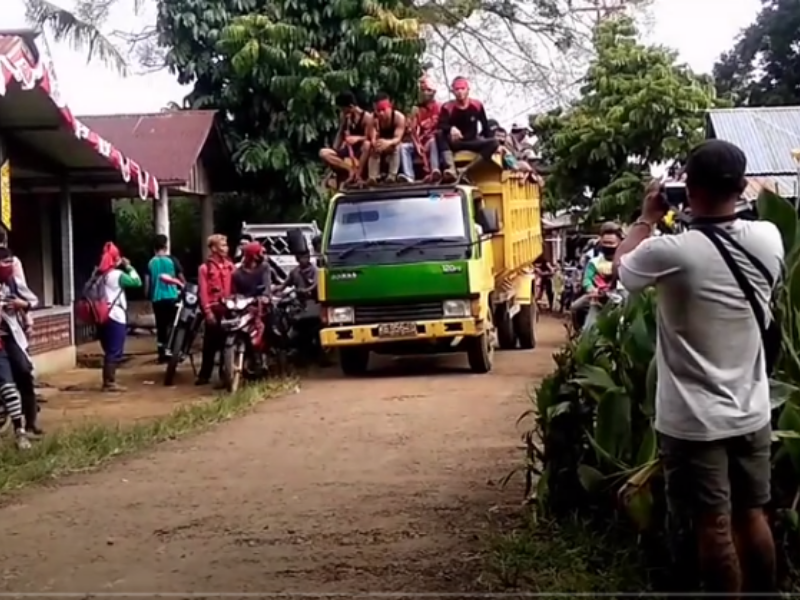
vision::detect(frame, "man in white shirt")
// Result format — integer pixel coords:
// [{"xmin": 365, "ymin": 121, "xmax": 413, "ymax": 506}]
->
[{"xmin": 614, "ymin": 139, "xmax": 783, "ymax": 596}]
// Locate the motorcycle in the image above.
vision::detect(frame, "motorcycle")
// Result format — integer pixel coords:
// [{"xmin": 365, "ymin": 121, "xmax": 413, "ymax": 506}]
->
[
  {"xmin": 219, "ymin": 294, "xmax": 268, "ymax": 393},
  {"xmin": 161, "ymin": 274, "xmax": 202, "ymax": 387}
]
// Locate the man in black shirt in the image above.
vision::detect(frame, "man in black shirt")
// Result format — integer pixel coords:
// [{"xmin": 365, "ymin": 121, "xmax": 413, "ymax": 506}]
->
[
  {"xmin": 439, "ymin": 76, "xmax": 499, "ymax": 178},
  {"xmin": 319, "ymin": 92, "xmax": 373, "ymax": 183},
  {"xmin": 366, "ymin": 92, "xmax": 406, "ymax": 183}
]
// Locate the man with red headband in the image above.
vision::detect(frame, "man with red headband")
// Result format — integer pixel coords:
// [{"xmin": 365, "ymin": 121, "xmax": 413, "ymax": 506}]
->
[
  {"xmin": 400, "ymin": 76, "xmax": 455, "ymax": 183},
  {"xmin": 367, "ymin": 92, "xmax": 407, "ymax": 184},
  {"xmin": 232, "ymin": 242, "xmax": 271, "ymax": 297},
  {"xmin": 439, "ymin": 77, "xmax": 498, "ymax": 174},
  {"xmin": 319, "ymin": 91, "xmax": 373, "ymax": 184},
  {"xmin": 197, "ymin": 234, "xmax": 234, "ymax": 386}
]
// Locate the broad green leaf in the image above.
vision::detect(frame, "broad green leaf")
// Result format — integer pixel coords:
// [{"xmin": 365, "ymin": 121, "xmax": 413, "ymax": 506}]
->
[
  {"xmin": 643, "ymin": 355, "xmax": 657, "ymax": 418},
  {"xmin": 778, "ymin": 402, "xmax": 800, "ymax": 474},
  {"xmin": 623, "ymin": 485, "xmax": 654, "ymax": 531},
  {"xmin": 572, "ymin": 365, "xmax": 619, "ymax": 393},
  {"xmin": 770, "ymin": 379, "xmax": 799, "ymax": 411},
  {"xmin": 635, "ymin": 421, "xmax": 657, "ymax": 466},
  {"xmin": 594, "ymin": 390, "xmax": 633, "ymax": 464},
  {"xmin": 757, "ymin": 189, "xmax": 798, "ymax": 255},
  {"xmin": 577, "ymin": 464, "xmax": 606, "ymax": 492}
]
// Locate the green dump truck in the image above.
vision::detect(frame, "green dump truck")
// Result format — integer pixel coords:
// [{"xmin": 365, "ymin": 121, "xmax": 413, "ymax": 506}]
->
[{"xmin": 317, "ymin": 153, "xmax": 544, "ymax": 375}]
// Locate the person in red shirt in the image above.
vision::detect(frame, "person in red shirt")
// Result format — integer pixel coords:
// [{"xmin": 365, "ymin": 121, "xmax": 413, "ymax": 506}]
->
[
  {"xmin": 196, "ymin": 234, "xmax": 233, "ymax": 386},
  {"xmin": 439, "ymin": 76, "xmax": 499, "ymax": 173},
  {"xmin": 400, "ymin": 76, "xmax": 456, "ymax": 183}
]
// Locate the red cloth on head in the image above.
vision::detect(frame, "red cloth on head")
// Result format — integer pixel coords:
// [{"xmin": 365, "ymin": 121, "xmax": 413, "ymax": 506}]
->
[
  {"xmin": 242, "ymin": 241, "xmax": 263, "ymax": 260},
  {"xmin": 451, "ymin": 76, "xmax": 469, "ymax": 90},
  {"xmin": 98, "ymin": 242, "xmax": 120, "ymax": 274},
  {"xmin": 375, "ymin": 99, "xmax": 392, "ymax": 111}
]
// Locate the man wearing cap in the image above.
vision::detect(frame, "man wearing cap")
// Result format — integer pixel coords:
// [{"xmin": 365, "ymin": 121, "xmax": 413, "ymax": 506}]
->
[
  {"xmin": 366, "ymin": 92, "xmax": 406, "ymax": 184},
  {"xmin": 438, "ymin": 77, "xmax": 498, "ymax": 176},
  {"xmin": 614, "ymin": 139, "xmax": 783, "ymax": 596},
  {"xmin": 401, "ymin": 76, "xmax": 452, "ymax": 183}
]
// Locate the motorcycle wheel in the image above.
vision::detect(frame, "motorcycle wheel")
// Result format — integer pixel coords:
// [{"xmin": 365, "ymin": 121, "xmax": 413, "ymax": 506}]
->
[
  {"xmin": 163, "ymin": 327, "xmax": 186, "ymax": 386},
  {"xmin": 222, "ymin": 337, "xmax": 245, "ymax": 394}
]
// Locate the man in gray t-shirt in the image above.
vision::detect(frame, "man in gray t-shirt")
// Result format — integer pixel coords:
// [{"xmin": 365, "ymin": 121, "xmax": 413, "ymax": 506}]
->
[{"xmin": 615, "ymin": 140, "xmax": 783, "ymax": 596}]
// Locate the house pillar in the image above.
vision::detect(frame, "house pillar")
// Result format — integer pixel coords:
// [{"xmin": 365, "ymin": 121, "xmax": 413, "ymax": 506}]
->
[
  {"xmin": 200, "ymin": 194, "xmax": 214, "ymax": 260},
  {"xmin": 59, "ymin": 185, "xmax": 75, "ymax": 348},
  {"xmin": 154, "ymin": 187, "xmax": 170, "ymax": 252},
  {"xmin": 40, "ymin": 195, "xmax": 54, "ymax": 306}
]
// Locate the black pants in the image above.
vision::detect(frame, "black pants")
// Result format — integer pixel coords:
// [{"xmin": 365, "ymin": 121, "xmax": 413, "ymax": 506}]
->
[
  {"xmin": 449, "ymin": 137, "xmax": 499, "ymax": 161},
  {"xmin": 152, "ymin": 300, "xmax": 178, "ymax": 359},
  {"xmin": 539, "ymin": 278, "xmax": 554, "ymax": 309},
  {"xmin": 198, "ymin": 321, "xmax": 225, "ymax": 381},
  {"xmin": 4, "ymin": 335, "xmax": 37, "ymax": 428}
]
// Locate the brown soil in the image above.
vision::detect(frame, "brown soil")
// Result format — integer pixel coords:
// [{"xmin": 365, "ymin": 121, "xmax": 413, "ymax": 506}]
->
[
  {"xmin": 38, "ymin": 335, "xmax": 215, "ymax": 429},
  {"xmin": 0, "ymin": 317, "xmax": 565, "ymax": 594}
]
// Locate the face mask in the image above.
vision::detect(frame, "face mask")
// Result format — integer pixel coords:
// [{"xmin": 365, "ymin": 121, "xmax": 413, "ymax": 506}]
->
[{"xmin": 600, "ymin": 246, "xmax": 616, "ymax": 259}]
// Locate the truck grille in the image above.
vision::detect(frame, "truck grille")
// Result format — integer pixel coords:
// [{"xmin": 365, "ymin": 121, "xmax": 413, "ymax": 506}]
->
[{"xmin": 354, "ymin": 301, "xmax": 444, "ymax": 325}]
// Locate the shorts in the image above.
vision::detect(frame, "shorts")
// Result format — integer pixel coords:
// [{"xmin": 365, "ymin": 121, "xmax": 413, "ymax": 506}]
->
[
  {"xmin": 337, "ymin": 142, "xmax": 363, "ymax": 160},
  {"xmin": 660, "ymin": 423, "xmax": 771, "ymax": 514}
]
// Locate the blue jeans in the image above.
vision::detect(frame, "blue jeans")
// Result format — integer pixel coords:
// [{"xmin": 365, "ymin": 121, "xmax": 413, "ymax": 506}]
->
[
  {"xmin": 400, "ymin": 140, "xmax": 441, "ymax": 179},
  {"xmin": 100, "ymin": 319, "xmax": 127, "ymax": 364}
]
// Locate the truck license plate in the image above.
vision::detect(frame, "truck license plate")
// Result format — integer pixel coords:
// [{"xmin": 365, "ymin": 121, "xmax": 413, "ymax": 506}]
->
[{"xmin": 377, "ymin": 322, "xmax": 417, "ymax": 338}]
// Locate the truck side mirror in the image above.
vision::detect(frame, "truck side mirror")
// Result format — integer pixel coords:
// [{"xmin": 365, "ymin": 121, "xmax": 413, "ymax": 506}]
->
[
  {"xmin": 476, "ymin": 207, "xmax": 500, "ymax": 235},
  {"xmin": 287, "ymin": 228, "xmax": 309, "ymax": 255},
  {"xmin": 311, "ymin": 234, "xmax": 322, "ymax": 253}
]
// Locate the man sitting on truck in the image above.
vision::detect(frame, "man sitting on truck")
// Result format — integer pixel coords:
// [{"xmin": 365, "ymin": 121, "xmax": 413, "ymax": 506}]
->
[
  {"xmin": 400, "ymin": 77, "xmax": 455, "ymax": 183},
  {"xmin": 439, "ymin": 77, "xmax": 499, "ymax": 176},
  {"xmin": 366, "ymin": 93, "xmax": 407, "ymax": 184},
  {"xmin": 319, "ymin": 92, "xmax": 373, "ymax": 184}
]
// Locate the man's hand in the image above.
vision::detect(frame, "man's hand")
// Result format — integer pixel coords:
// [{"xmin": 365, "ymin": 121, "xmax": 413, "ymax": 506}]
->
[
  {"xmin": 5, "ymin": 298, "xmax": 28, "ymax": 311},
  {"xmin": 119, "ymin": 257, "xmax": 131, "ymax": 270},
  {"xmin": 450, "ymin": 127, "xmax": 462, "ymax": 141},
  {"xmin": 344, "ymin": 135, "xmax": 361, "ymax": 146},
  {"xmin": 641, "ymin": 180, "xmax": 669, "ymax": 224},
  {"xmin": 204, "ymin": 312, "xmax": 216, "ymax": 325},
  {"xmin": 375, "ymin": 139, "xmax": 389, "ymax": 152}
]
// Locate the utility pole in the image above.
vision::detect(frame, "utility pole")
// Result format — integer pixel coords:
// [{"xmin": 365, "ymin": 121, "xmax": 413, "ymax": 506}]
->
[{"xmin": 570, "ymin": 0, "xmax": 628, "ymax": 26}]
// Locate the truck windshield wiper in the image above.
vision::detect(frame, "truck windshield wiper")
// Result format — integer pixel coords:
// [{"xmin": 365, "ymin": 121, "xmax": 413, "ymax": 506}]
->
[
  {"xmin": 336, "ymin": 240, "xmax": 392, "ymax": 259},
  {"xmin": 395, "ymin": 238, "xmax": 460, "ymax": 257}
]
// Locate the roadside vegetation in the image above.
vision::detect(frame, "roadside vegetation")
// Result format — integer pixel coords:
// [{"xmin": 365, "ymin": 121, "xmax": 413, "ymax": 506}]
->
[{"xmin": 0, "ymin": 380, "xmax": 295, "ymax": 495}]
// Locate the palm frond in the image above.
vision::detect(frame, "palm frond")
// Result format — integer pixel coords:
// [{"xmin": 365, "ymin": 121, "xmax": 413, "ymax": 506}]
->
[{"xmin": 24, "ymin": 0, "xmax": 128, "ymax": 74}]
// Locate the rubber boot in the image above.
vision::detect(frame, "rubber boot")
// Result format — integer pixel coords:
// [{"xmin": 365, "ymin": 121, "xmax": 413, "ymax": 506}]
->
[
  {"xmin": 21, "ymin": 393, "xmax": 42, "ymax": 437},
  {"xmin": 385, "ymin": 149, "xmax": 399, "ymax": 183},
  {"xmin": 442, "ymin": 150, "xmax": 457, "ymax": 183},
  {"xmin": 366, "ymin": 154, "xmax": 380, "ymax": 185},
  {"xmin": 102, "ymin": 362, "xmax": 126, "ymax": 393}
]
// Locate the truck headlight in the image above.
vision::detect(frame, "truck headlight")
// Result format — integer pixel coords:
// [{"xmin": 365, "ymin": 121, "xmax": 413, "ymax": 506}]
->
[
  {"xmin": 327, "ymin": 306, "xmax": 355, "ymax": 324},
  {"xmin": 442, "ymin": 300, "xmax": 470, "ymax": 318}
]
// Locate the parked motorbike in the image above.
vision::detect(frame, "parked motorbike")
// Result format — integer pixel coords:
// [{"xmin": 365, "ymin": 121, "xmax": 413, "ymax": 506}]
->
[
  {"xmin": 161, "ymin": 274, "xmax": 203, "ymax": 387},
  {"xmin": 219, "ymin": 294, "xmax": 268, "ymax": 393}
]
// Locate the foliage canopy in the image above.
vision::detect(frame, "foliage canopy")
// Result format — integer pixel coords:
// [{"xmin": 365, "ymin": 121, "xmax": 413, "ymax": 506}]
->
[
  {"xmin": 531, "ymin": 16, "xmax": 720, "ymax": 221},
  {"xmin": 713, "ymin": 0, "xmax": 800, "ymax": 107}
]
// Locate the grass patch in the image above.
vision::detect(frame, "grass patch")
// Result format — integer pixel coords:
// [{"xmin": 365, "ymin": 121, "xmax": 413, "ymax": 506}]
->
[
  {"xmin": 0, "ymin": 379, "xmax": 296, "ymax": 494},
  {"xmin": 486, "ymin": 512, "xmax": 658, "ymax": 596}
]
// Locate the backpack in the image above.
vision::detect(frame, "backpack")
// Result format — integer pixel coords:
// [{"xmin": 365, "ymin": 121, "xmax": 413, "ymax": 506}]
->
[{"xmin": 75, "ymin": 271, "xmax": 122, "ymax": 326}]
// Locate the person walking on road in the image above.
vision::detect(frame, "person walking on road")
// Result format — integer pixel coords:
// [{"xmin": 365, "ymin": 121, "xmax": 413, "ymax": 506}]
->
[
  {"xmin": 196, "ymin": 234, "xmax": 233, "ymax": 387},
  {"xmin": 145, "ymin": 234, "xmax": 184, "ymax": 363},
  {"xmin": 614, "ymin": 139, "xmax": 783, "ymax": 597}
]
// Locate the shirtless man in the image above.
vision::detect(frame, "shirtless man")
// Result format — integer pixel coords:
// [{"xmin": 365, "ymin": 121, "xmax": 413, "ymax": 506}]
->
[
  {"xmin": 366, "ymin": 93, "xmax": 406, "ymax": 184},
  {"xmin": 319, "ymin": 91, "xmax": 373, "ymax": 183}
]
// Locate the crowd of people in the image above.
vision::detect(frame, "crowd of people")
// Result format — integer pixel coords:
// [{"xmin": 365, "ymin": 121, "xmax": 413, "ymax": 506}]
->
[{"xmin": 319, "ymin": 76, "xmax": 537, "ymax": 186}]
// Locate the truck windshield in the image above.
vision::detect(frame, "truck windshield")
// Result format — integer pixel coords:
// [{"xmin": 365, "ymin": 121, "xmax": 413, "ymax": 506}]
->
[{"xmin": 329, "ymin": 194, "xmax": 467, "ymax": 246}]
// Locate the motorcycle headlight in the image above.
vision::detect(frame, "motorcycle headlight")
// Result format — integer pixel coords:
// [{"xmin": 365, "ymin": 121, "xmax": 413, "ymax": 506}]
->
[
  {"xmin": 225, "ymin": 299, "xmax": 236, "ymax": 310},
  {"xmin": 327, "ymin": 306, "xmax": 354, "ymax": 324},
  {"xmin": 184, "ymin": 293, "xmax": 197, "ymax": 305},
  {"xmin": 442, "ymin": 300, "xmax": 470, "ymax": 318}
]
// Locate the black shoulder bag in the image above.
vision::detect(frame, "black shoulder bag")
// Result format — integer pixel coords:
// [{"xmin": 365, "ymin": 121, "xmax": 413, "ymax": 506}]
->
[{"xmin": 695, "ymin": 225, "xmax": 781, "ymax": 375}]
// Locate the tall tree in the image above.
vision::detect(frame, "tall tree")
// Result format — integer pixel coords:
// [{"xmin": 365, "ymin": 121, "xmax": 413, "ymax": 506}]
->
[
  {"xmin": 158, "ymin": 0, "xmax": 424, "ymax": 212},
  {"xmin": 532, "ymin": 16, "xmax": 721, "ymax": 221},
  {"xmin": 713, "ymin": 0, "xmax": 800, "ymax": 107}
]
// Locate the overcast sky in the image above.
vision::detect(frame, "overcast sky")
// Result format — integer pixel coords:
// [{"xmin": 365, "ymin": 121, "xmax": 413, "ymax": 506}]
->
[{"xmin": 4, "ymin": 0, "xmax": 761, "ymax": 122}]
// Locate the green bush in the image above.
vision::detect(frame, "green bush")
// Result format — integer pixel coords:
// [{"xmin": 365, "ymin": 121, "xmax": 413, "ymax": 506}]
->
[{"xmin": 522, "ymin": 190, "xmax": 800, "ymax": 588}]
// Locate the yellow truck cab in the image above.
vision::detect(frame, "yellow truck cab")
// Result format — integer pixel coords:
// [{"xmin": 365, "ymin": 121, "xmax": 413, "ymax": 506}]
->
[{"xmin": 317, "ymin": 151, "xmax": 543, "ymax": 375}]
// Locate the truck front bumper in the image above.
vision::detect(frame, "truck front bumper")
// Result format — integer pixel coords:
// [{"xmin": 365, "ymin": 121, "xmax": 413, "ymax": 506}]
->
[{"xmin": 320, "ymin": 318, "xmax": 480, "ymax": 347}]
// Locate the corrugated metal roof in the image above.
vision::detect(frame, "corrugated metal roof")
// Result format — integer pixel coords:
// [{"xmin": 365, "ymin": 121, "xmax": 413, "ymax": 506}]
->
[
  {"xmin": 707, "ymin": 107, "xmax": 800, "ymax": 175},
  {"xmin": 78, "ymin": 110, "xmax": 218, "ymax": 185},
  {"xmin": 744, "ymin": 175, "xmax": 798, "ymax": 200}
]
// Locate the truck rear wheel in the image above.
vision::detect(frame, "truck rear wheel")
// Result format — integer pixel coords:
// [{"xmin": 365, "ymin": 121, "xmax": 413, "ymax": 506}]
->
[
  {"xmin": 514, "ymin": 302, "xmax": 537, "ymax": 349},
  {"xmin": 494, "ymin": 305, "xmax": 517, "ymax": 350},
  {"xmin": 340, "ymin": 348, "xmax": 370, "ymax": 376},
  {"xmin": 467, "ymin": 331, "xmax": 494, "ymax": 373}
]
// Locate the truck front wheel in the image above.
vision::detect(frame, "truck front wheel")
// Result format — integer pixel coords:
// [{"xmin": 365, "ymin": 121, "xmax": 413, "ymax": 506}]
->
[
  {"xmin": 514, "ymin": 302, "xmax": 537, "ymax": 349},
  {"xmin": 340, "ymin": 348, "xmax": 370, "ymax": 376},
  {"xmin": 494, "ymin": 305, "xmax": 517, "ymax": 350},
  {"xmin": 467, "ymin": 331, "xmax": 494, "ymax": 373}
]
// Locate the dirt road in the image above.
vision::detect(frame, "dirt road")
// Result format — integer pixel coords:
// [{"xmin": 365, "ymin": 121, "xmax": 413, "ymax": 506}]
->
[{"xmin": 0, "ymin": 318, "xmax": 564, "ymax": 594}]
